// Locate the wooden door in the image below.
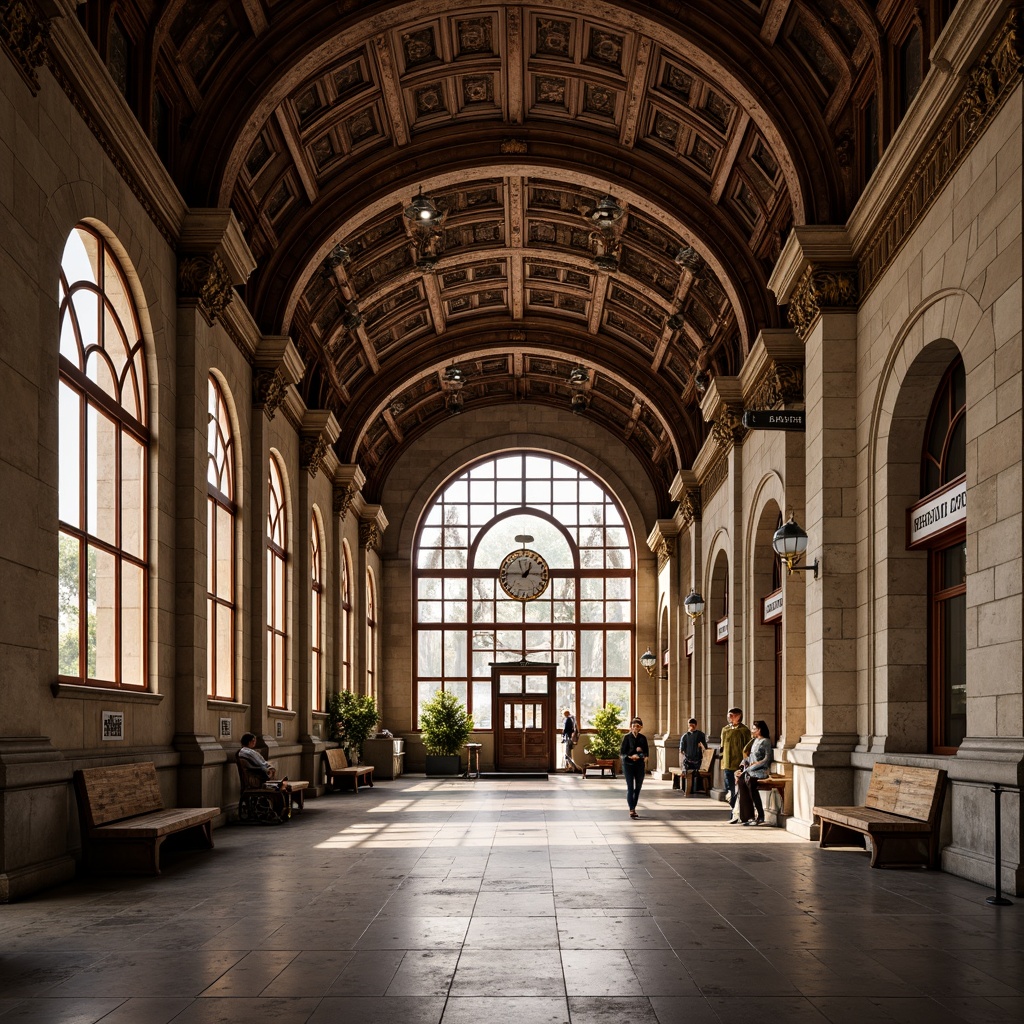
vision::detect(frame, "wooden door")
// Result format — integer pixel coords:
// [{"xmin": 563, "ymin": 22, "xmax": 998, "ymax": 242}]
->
[{"xmin": 492, "ymin": 666, "xmax": 555, "ymax": 771}]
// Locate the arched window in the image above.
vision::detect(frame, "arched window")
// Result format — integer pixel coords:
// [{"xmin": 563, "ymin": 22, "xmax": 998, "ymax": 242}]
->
[
  {"xmin": 207, "ymin": 376, "xmax": 235, "ymax": 699},
  {"xmin": 340, "ymin": 542, "xmax": 352, "ymax": 693},
  {"xmin": 413, "ymin": 452, "xmax": 634, "ymax": 729},
  {"xmin": 310, "ymin": 510, "xmax": 323, "ymax": 712},
  {"xmin": 267, "ymin": 457, "xmax": 287, "ymax": 709},
  {"xmin": 58, "ymin": 226, "xmax": 148, "ymax": 687},
  {"xmin": 922, "ymin": 357, "xmax": 966, "ymax": 753},
  {"xmin": 366, "ymin": 569, "xmax": 377, "ymax": 698}
]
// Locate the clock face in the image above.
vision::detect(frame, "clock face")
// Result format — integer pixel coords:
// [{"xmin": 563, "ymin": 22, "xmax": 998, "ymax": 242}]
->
[{"xmin": 498, "ymin": 548, "xmax": 550, "ymax": 600}]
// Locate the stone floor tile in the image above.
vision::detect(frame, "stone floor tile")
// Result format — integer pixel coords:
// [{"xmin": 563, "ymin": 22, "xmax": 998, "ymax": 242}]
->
[
  {"xmin": 355, "ymin": 916, "xmax": 470, "ymax": 949},
  {"xmin": 625, "ymin": 948, "xmax": 700, "ymax": 996},
  {"xmin": 308, "ymin": 996, "xmax": 446, "ymax": 1024},
  {"xmin": 565, "ymin": 995, "xmax": 659, "ymax": 1024},
  {"xmin": 449, "ymin": 949, "xmax": 565, "ymax": 996},
  {"xmin": 167, "ymin": 997, "xmax": 320, "ymax": 1023},
  {"xmin": 439, "ymin": 996, "xmax": 569, "ymax": 1024},
  {"xmin": 557, "ymin": 916, "xmax": 669, "ymax": 949},
  {"xmin": 648, "ymin": 996, "xmax": 722, "ymax": 1023},
  {"xmin": 0, "ymin": 999, "xmax": 124, "ymax": 1023},
  {"xmin": 464, "ymin": 915, "xmax": 560, "ymax": 947},
  {"xmin": 560, "ymin": 949, "xmax": 642, "ymax": 996},
  {"xmin": 323, "ymin": 949, "xmax": 404, "ymax": 996},
  {"xmin": 383, "ymin": 950, "xmax": 460, "ymax": 996}
]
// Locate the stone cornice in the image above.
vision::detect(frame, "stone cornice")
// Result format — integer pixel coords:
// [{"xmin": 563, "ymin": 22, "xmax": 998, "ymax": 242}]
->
[
  {"xmin": 333, "ymin": 464, "xmax": 366, "ymax": 520},
  {"xmin": 179, "ymin": 209, "xmax": 256, "ymax": 286},
  {"xmin": 700, "ymin": 376, "xmax": 747, "ymax": 450},
  {"xmin": 767, "ymin": 226, "xmax": 854, "ymax": 306},
  {"xmin": 359, "ymin": 504, "xmax": 389, "ymax": 553},
  {"xmin": 253, "ymin": 336, "xmax": 304, "ymax": 420},
  {"xmin": 646, "ymin": 518, "xmax": 681, "ymax": 572},
  {"xmin": 44, "ymin": 1, "xmax": 187, "ymax": 243},
  {"xmin": 300, "ymin": 411, "xmax": 341, "ymax": 479},
  {"xmin": 0, "ymin": 0, "xmax": 55, "ymax": 94}
]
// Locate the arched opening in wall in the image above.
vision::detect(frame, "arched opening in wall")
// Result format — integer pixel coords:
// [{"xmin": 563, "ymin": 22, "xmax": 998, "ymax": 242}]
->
[
  {"xmin": 366, "ymin": 567, "xmax": 378, "ymax": 700},
  {"xmin": 883, "ymin": 341, "xmax": 963, "ymax": 753},
  {"xmin": 57, "ymin": 225, "xmax": 149, "ymax": 689},
  {"xmin": 310, "ymin": 507, "xmax": 325, "ymax": 713},
  {"xmin": 339, "ymin": 540, "xmax": 352, "ymax": 694},
  {"xmin": 709, "ymin": 550, "xmax": 730, "ymax": 728},
  {"xmin": 266, "ymin": 455, "xmax": 288, "ymax": 710},
  {"xmin": 752, "ymin": 504, "xmax": 784, "ymax": 740},
  {"xmin": 659, "ymin": 604, "xmax": 669, "ymax": 732},
  {"xmin": 412, "ymin": 451, "xmax": 635, "ymax": 732}
]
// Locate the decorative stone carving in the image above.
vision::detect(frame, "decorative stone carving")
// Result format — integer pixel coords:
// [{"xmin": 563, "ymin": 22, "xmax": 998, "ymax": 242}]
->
[
  {"xmin": 0, "ymin": 0, "xmax": 51, "ymax": 94},
  {"xmin": 711, "ymin": 404, "xmax": 747, "ymax": 449},
  {"xmin": 655, "ymin": 535, "xmax": 674, "ymax": 572},
  {"xmin": 787, "ymin": 266, "xmax": 858, "ymax": 339},
  {"xmin": 301, "ymin": 436, "xmax": 329, "ymax": 478},
  {"xmin": 678, "ymin": 488, "xmax": 702, "ymax": 528},
  {"xmin": 749, "ymin": 362, "xmax": 805, "ymax": 410},
  {"xmin": 178, "ymin": 254, "xmax": 235, "ymax": 325},
  {"xmin": 500, "ymin": 137, "xmax": 527, "ymax": 154},
  {"xmin": 333, "ymin": 481, "xmax": 358, "ymax": 519},
  {"xmin": 359, "ymin": 519, "xmax": 381, "ymax": 552},
  {"xmin": 253, "ymin": 369, "xmax": 288, "ymax": 420},
  {"xmin": 701, "ymin": 450, "xmax": 729, "ymax": 503}
]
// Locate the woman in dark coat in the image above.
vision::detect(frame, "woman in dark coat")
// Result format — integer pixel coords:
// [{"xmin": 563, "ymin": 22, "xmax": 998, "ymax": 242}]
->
[{"xmin": 620, "ymin": 717, "xmax": 649, "ymax": 819}]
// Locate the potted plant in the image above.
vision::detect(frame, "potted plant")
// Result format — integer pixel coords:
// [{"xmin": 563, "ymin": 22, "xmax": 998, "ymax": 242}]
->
[
  {"xmin": 326, "ymin": 690, "xmax": 379, "ymax": 764},
  {"xmin": 585, "ymin": 702, "xmax": 624, "ymax": 772},
  {"xmin": 419, "ymin": 689, "xmax": 473, "ymax": 776}
]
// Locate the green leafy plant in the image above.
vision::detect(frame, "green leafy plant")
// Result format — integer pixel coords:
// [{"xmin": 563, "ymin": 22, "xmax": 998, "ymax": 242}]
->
[
  {"xmin": 419, "ymin": 689, "xmax": 473, "ymax": 756},
  {"xmin": 326, "ymin": 690, "xmax": 379, "ymax": 763},
  {"xmin": 585, "ymin": 702, "xmax": 624, "ymax": 760}
]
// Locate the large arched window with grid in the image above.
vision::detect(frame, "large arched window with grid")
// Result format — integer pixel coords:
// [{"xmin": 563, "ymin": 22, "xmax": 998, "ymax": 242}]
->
[
  {"xmin": 310, "ymin": 509, "xmax": 324, "ymax": 712},
  {"xmin": 267, "ymin": 457, "xmax": 287, "ymax": 709},
  {"xmin": 207, "ymin": 375, "xmax": 235, "ymax": 699},
  {"xmin": 413, "ymin": 452, "xmax": 634, "ymax": 728},
  {"xmin": 58, "ymin": 225, "xmax": 148, "ymax": 688}
]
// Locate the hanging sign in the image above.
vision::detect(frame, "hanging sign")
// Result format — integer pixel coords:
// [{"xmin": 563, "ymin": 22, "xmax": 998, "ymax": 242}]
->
[
  {"xmin": 685, "ymin": 635, "xmax": 694, "ymax": 657},
  {"xmin": 907, "ymin": 476, "xmax": 966, "ymax": 549},
  {"xmin": 715, "ymin": 616, "xmax": 729, "ymax": 643},
  {"xmin": 762, "ymin": 588, "xmax": 783, "ymax": 623},
  {"xmin": 742, "ymin": 409, "xmax": 805, "ymax": 431}
]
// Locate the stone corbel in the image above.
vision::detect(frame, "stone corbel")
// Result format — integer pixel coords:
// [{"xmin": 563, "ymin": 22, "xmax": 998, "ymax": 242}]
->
[
  {"xmin": 742, "ymin": 330, "xmax": 805, "ymax": 410},
  {"xmin": 359, "ymin": 505, "xmax": 388, "ymax": 553},
  {"xmin": 178, "ymin": 209, "xmax": 257, "ymax": 326},
  {"xmin": 0, "ymin": 0, "xmax": 57, "ymax": 94},
  {"xmin": 700, "ymin": 377, "xmax": 747, "ymax": 451},
  {"xmin": 669, "ymin": 470, "xmax": 702, "ymax": 529},
  {"xmin": 253, "ymin": 335, "xmax": 304, "ymax": 421},
  {"xmin": 300, "ymin": 411, "xmax": 340, "ymax": 479},
  {"xmin": 646, "ymin": 519, "xmax": 681, "ymax": 573},
  {"xmin": 333, "ymin": 464, "xmax": 366, "ymax": 521}
]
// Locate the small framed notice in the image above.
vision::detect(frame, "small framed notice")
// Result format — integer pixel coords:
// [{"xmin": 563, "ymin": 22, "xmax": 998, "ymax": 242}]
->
[
  {"xmin": 275, "ymin": 719, "xmax": 284, "ymax": 739},
  {"xmin": 101, "ymin": 710, "xmax": 124, "ymax": 741},
  {"xmin": 219, "ymin": 717, "xmax": 232, "ymax": 739}
]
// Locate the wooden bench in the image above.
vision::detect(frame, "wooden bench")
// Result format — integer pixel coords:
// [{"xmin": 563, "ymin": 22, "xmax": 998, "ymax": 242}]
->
[
  {"xmin": 757, "ymin": 773, "xmax": 787, "ymax": 817},
  {"xmin": 670, "ymin": 747, "xmax": 716, "ymax": 796},
  {"xmin": 73, "ymin": 762, "xmax": 219, "ymax": 874},
  {"xmin": 814, "ymin": 763, "xmax": 948, "ymax": 868},
  {"xmin": 235, "ymin": 755, "xmax": 309, "ymax": 823},
  {"xmin": 582, "ymin": 757, "xmax": 617, "ymax": 778},
  {"xmin": 323, "ymin": 747, "xmax": 374, "ymax": 792}
]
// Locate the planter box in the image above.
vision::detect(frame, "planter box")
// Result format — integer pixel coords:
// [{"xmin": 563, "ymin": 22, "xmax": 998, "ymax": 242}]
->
[{"xmin": 425, "ymin": 754, "xmax": 461, "ymax": 776}]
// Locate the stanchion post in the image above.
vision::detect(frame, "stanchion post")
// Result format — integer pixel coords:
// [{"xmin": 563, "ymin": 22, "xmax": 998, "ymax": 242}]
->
[{"xmin": 985, "ymin": 782, "xmax": 1013, "ymax": 907}]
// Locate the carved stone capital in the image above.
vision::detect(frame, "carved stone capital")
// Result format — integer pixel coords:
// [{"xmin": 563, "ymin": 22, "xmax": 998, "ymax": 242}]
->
[
  {"xmin": 678, "ymin": 488, "xmax": 702, "ymax": 528},
  {"xmin": 333, "ymin": 481, "xmax": 358, "ymax": 519},
  {"xmin": 178, "ymin": 253, "xmax": 234, "ymax": 326},
  {"xmin": 711, "ymin": 403, "xmax": 748, "ymax": 449},
  {"xmin": 787, "ymin": 266, "xmax": 858, "ymax": 340},
  {"xmin": 655, "ymin": 536, "xmax": 674, "ymax": 572},
  {"xmin": 0, "ymin": 0, "xmax": 51, "ymax": 94},
  {"xmin": 253, "ymin": 369, "xmax": 288, "ymax": 420},
  {"xmin": 749, "ymin": 362, "xmax": 805, "ymax": 409},
  {"xmin": 301, "ymin": 436, "xmax": 329, "ymax": 478},
  {"xmin": 359, "ymin": 519, "xmax": 381, "ymax": 552}
]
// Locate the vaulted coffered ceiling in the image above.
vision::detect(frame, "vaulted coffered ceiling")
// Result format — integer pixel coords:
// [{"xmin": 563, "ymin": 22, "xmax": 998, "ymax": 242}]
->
[{"xmin": 84, "ymin": 0, "xmax": 901, "ymax": 508}]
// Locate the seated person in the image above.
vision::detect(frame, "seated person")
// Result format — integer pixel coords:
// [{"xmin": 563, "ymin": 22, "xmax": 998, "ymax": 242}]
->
[{"xmin": 238, "ymin": 733, "xmax": 291, "ymax": 800}]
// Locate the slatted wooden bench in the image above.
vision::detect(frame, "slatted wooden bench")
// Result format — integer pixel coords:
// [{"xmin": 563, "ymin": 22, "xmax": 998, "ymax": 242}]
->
[
  {"xmin": 582, "ymin": 757, "xmax": 617, "ymax": 778},
  {"xmin": 757, "ymin": 773, "xmax": 787, "ymax": 818},
  {"xmin": 73, "ymin": 762, "xmax": 219, "ymax": 875},
  {"xmin": 235, "ymin": 755, "xmax": 309, "ymax": 823},
  {"xmin": 814, "ymin": 763, "xmax": 948, "ymax": 869},
  {"xmin": 670, "ymin": 747, "xmax": 716, "ymax": 796},
  {"xmin": 323, "ymin": 747, "xmax": 374, "ymax": 792}
]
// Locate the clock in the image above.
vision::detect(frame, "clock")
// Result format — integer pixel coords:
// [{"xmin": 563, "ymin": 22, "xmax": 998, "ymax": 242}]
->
[{"xmin": 499, "ymin": 541, "xmax": 550, "ymax": 601}]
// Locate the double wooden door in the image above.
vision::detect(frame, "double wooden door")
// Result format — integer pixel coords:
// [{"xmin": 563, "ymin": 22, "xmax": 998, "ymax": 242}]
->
[{"xmin": 491, "ymin": 664, "xmax": 556, "ymax": 772}]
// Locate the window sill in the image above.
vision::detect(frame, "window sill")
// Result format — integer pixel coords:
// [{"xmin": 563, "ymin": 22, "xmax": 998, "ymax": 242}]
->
[
  {"xmin": 208, "ymin": 699, "xmax": 250, "ymax": 713},
  {"xmin": 51, "ymin": 682, "xmax": 164, "ymax": 705}
]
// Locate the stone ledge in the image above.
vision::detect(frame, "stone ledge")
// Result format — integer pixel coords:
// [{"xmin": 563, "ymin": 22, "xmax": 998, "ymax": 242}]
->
[{"xmin": 50, "ymin": 683, "xmax": 163, "ymax": 705}]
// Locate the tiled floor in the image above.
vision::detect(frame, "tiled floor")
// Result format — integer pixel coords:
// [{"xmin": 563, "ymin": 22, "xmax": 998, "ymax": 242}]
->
[{"xmin": 2, "ymin": 775, "xmax": 1022, "ymax": 1023}]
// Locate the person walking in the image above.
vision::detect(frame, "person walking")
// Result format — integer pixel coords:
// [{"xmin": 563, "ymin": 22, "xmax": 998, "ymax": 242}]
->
[
  {"xmin": 679, "ymin": 717, "xmax": 707, "ymax": 794},
  {"xmin": 620, "ymin": 717, "xmax": 649, "ymax": 819},
  {"xmin": 737, "ymin": 720, "xmax": 773, "ymax": 825},
  {"xmin": 561, "ymin": 708, "xmax": 580, "ymax": 772},
  {"xmin": 720, "ymin": 708, "xmax": 752, "ymax": 823}
]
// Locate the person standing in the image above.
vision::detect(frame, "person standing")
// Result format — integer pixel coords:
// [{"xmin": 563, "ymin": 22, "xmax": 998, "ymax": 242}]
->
[
  {"xmin": 720, "ymin": 708, "xmax": 752, "ymax": 823},
  {"xmin": 561, "ymin": 707, "xmax": 580, "ymax": 772},
  {"xmin": 620, "ymin": 717, "xmax": 649, "ymax": 819},
  {"xmin": 737, "ymin": 720, "xmax": 773, "ymax": 825},
  {"xmin": 679, "ymin": 717, "xmax": 708, "ymax": 794}
]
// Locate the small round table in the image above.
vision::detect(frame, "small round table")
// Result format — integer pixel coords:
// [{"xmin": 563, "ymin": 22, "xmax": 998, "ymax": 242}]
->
[{"xmin": 464, "ymin": 743, "xmax": 482, "ymax": 779}]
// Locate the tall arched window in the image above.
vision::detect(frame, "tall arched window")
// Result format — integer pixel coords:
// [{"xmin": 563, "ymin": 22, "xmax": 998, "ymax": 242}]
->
[
  {"xmin": 267, "ymin": 457, "xmax": 287, "ymax": 709},
  {"xmin": 310, "ymin": 510, "xmax": 323, "ymax": 712},
  {"xmin": 413, "ymin": 452, "xmax": 634, "ymax": 728},
  {"xmin": 922, "ymin": 356, "xmax": 966, "ymax": 753},
  {"xmin": 366, "ymin": 569, "xmax": 377, "ymax": 698},
  {"xmin": 340, "ymin": 542, "xmax": 352, "ymax": 693},
  {"xmin": 58, "ymin": 226, "xmax": 148, "ymax": 687},
  {"xmin": 207, "ymin": 376, "xmax": 235, "ymax": 699}
]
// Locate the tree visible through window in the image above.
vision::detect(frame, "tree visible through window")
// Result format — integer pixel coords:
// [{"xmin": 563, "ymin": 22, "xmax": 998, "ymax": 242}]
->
[
  {"xmin": 58, "ymin": 226, "xmax": 148, "ymax": 687},
  {"xmin": 207, "ymin": 376, "xmax": 235, "ymax": 699},
  {"xmin": 413, "ymin": 452, "xmax": 634, "ymax": 729}
]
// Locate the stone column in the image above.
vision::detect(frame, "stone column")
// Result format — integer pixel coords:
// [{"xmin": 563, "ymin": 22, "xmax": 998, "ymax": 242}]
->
[
  {"xmin": 671, "ymin": 471, "xmax": 703, "ymax": 732},
  {"xmin": 769, "ymin": 226, "xmax": 859, "ymax": 837},
  {"xmin": 173, "ymin": 210, "xmax": 255, "ymax": 808},
  {"xmin": 357, "ymin": 505, "xmax": 388, "ymax": 699},
  {"xmin": 646, "ymin": 516, "xmax": 681, "ymax": 778}
]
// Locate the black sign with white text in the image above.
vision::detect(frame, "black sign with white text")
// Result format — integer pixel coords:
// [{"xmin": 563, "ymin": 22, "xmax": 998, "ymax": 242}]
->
[{"xmin": 742, "ymin": 409, "xmax": 806, "ymax": 431}]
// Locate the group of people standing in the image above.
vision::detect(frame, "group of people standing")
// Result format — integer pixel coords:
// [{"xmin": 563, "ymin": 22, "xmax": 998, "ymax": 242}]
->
[{"xmin": 560, "ymin": 706, "xmax": 772, "ymax": 823}]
